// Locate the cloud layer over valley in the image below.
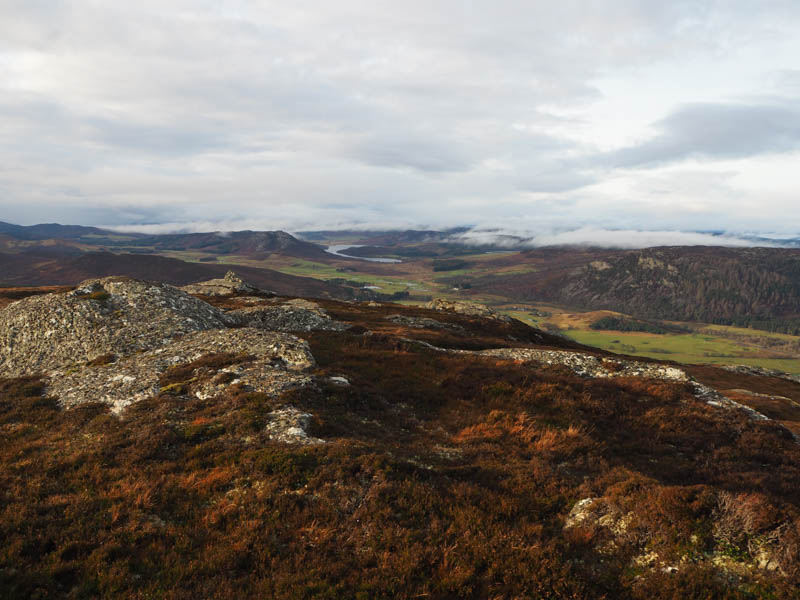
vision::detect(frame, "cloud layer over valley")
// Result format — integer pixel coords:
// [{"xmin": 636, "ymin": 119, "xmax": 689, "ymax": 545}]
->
[{"xmin": 1, "ymin": 1, "xmax": 799, "ymax": 241}]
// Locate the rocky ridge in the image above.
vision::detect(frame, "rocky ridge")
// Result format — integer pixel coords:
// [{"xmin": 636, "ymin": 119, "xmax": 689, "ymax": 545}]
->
[
  {"xmin": 398, "ymin": 340, "xmax": 782, "ymax": 426},
  {"xmin": 229, "ymin": 302, "xmax": 347, "ymax": 333},
  {"xmin": 0, "ymin": 277, "xmax": 231, "ymax": 377},
  {"xmin": 180, "ymin": 270, "xmax": 268, "ymax": 297},
  {"xmin": 426, "ymin": 297, "xmax": 512, "ymax": 322},
  {"xmin": 473, "ymin": 349, "xmax": 782, "ymax": 424},
  {"xmin": 0, "ymin": 276, "xmax": 324, "ymax": 435},
  {"xmin": 474, "ymin": 347, "xmax": 688, "ymax": 381},
  {"xmin": 723, "ymin": 364, "xmax": 800, "ymax": 384},
  {"xmin": 384, "ymin": 313, "xmax": 467, "ymax": 335},
  {"xmin": 46, "ymin": 329, "xmax": 314, "ymax": 414}
]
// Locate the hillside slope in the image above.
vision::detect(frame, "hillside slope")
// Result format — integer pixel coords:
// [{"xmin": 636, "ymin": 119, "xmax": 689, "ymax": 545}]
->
[
  {"xmin": 1, "ymin": 280, "xmax": 799, "ymax": 598},
  {"xmin": 469, "ymin": 246, "xmax": 800, "ymax": 331}
]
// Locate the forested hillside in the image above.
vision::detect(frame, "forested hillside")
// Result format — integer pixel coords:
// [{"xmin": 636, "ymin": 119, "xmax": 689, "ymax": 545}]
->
[{"xmin": 470, "ymin": 247, "xmax": 800, "ymax": 333}]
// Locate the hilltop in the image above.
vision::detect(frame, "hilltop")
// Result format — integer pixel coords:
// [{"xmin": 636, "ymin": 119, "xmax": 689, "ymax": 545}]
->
[{"xmin": 1, "ymin": 275, "xmax": 800, "ymax": 598}]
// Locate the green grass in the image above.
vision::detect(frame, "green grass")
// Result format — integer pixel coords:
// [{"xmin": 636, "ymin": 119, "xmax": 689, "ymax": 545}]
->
[
  {"xmin": 504, "ymin": 310, "xmax": 800, "ymax": 374},
  {"xmin": 260, "ymin": 259, "xmax": 416, "ymax": 294},
  {"xmin": 699, "ymin": 323, "xmax": 800, "ymax": 341},
  {"xmin": 567, "ymin": 329, "xmax": 800, "ymax": 374}
]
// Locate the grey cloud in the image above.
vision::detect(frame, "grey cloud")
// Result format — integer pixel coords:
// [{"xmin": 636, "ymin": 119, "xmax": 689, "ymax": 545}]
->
[
  {"xmin": 514, "ymin": 169, "xmax": 596, "ymax": 193},
  {"xmin": 448, "ymin": 227, "xmax": 780, "ymax": 249},
  {"xmin": 88, "ymin": 117, "xmax": 231, "ymax": 156},
  {"xmin": 0, "ymin": 96, "xmax": 230, "ymax": 160},
  {"xmin": 348, "ymin": 132, "xmax": 476, "ymax": 173},
  {"xmin": 603, "ymin": 101, "xmax": 800, "ymax": 168},
  {"xmin": 1, "ymin": 1, "xmax": 800, "ymax": 234}
]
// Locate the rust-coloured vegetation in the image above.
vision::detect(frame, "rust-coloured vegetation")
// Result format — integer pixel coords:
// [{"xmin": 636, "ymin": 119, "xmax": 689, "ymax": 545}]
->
[{"xmin": 2, "ymin": 299, "xmax": 800, "ymax": 598}]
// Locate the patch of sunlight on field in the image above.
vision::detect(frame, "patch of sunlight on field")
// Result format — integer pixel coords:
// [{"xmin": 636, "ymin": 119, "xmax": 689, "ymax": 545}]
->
[
  {"xmin": 505, "ymin": 311, "xmax": 800, "ymax": 374},
  {"xmin": 699, "ymin": 324, "xmax": 800, "ymax": 341},
  {"xmin": 571, "ymin": 330, "xmax": 800, "ymax": 374}
]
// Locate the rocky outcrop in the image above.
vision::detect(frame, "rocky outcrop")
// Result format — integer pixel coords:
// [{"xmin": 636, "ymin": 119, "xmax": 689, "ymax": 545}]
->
[
  {"xmin": 46, "ymin": 329, "xmax": 314, "ymax": 414},
  {"xmin": 692, "ymin": 382, "xmax": 771, "ymax": 422},
  {"xmin": 426, "ymin": 298, "xmax": 512, "ymax": 322},
  {"xmin": 265, "ymin": 406, "xmax": 324, "ymax": 445},
  {"xmin": 723, "ymin": 364, "xmax": 800, "ymax": 385},
  {"xmin": 0, "ymin": 277, "xmax": 230, "ymax": 377},
  {"xmin": 384, "ymin": 314, "xmax": 467, "ymax": 335},
  {"xmin": 474, "ymin": 348, "xmax": 689, "ymax": 381},
  {"xmin": 478, "ymin": 349, "xmax": 781, "ymax": 423},
  {"xmin": 564, "ymin": 492, "xmax": 791, "ymax": 580},
  {"xmin": 0, "ymin": 276, "xmax": 321, "ymax": 419},
  {"xmin": 229, "ymin": 303, "xmax": 347, "ymax": 332},
  {"xmin": 181, "ymin": 271, "xmax": 266, "ymax": 297},
  {"xmin": 399, "ymin": 340, "xmax": 780, "ymax": 425},
  {"xmin": 564, "ymin": 497, "xmax": 633, "ymax": 538}
]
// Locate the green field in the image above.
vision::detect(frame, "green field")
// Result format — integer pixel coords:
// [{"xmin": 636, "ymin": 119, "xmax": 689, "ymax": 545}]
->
[
  {"xmin": 252, "ymin": 258, "xmax": 426, "ymax": 295},
  {"xmin": 505, "ymin": 310, "xmax": 800, "ymax": 374}
]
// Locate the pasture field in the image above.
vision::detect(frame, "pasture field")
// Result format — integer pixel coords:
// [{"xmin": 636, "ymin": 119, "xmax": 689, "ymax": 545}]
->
[{"xmin": 503, "ymin": 308, "xmax": 800, "ymax": 374}]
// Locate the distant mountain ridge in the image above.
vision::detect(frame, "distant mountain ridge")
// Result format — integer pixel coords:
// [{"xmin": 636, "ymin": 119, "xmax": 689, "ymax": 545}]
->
[
  {"xmin": 0, "ymin": 221, "xmax": 331, "ymax": 260},
  {"xmin": 0, "ymin": 221, "xmax": 120, "ymax": 241},
  {"xmin": 126, "ymin": 230, "xmax": 331, "ymax": 260}
]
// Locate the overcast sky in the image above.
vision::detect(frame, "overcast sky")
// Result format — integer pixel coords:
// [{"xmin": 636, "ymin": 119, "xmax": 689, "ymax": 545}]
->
[{"xmin": 2, "ymin": 1, "xmax": 799, "ymax": 241}]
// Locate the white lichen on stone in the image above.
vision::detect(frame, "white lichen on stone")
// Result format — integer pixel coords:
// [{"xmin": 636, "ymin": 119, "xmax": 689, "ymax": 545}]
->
[
  {"xmin": 265, "ymin": 406, "xmax": 324, "ymax": 445},
  {"xmin": 46, "ymin": 328, "xmax": 315, "ymax": 414},
  {"xmin": 0, "ymin": 277, "xmax": 230, "ymax": 377}
]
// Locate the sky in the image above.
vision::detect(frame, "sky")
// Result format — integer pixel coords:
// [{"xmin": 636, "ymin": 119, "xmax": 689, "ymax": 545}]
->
[{"xmin": 1, "ymin": 0, "xmax": 800, "ymax": 244}]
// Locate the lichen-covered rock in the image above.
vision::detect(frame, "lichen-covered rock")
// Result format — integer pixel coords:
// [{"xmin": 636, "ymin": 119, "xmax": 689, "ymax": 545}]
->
[
  {"xmin": 692, "ymin": 382, "xmax": 771, "ymax": 422},
  {"xmin": 475, "ymin": 348, "xmax": 689, "ymax": 381},
  {"xmin": 473, "ymin": 348, "xmax": 780, "ymax": 423},
  {"xmin": 426, "ymin": 298, "xmax": 512, "ymax": 322},
  {"xmin": 723, "ymin": 364, "xmax": 800, "ymax": 385},
  {"xmin": 46, "ymin": 328, "xmax": 315, "ymax": 413},
  {"xmin": 0, "ymin": 277, "xmax": 230, "ymax": 377},
  {"xmin": 181, "ymin": 271, "xmax": 267, "ymax": 297},
  {"xmin": 265, "ymin": 406, "xmax": 324, "ymax": 445},
  {"xmin": 384, "ymin": 314, "xmax": 467, "ymax": 335},
  {"xmin": 228, "ymin": 304, "xmax": 347, "ymax": 332}
]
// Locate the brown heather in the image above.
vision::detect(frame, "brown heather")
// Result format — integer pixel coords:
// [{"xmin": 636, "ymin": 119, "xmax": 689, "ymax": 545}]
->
[{"xmin": 1, "ymin": 291, "xmax": 799, "ymax": 599}]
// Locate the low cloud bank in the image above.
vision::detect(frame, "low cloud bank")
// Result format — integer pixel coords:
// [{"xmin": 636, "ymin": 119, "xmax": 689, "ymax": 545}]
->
[
  {"xmin": 104, "ymin": 220, "xmax": 798, "ymax": 249},
  {"xmin": 447, "ymin": 227, "xmax": 793, "ymax": 249}
]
